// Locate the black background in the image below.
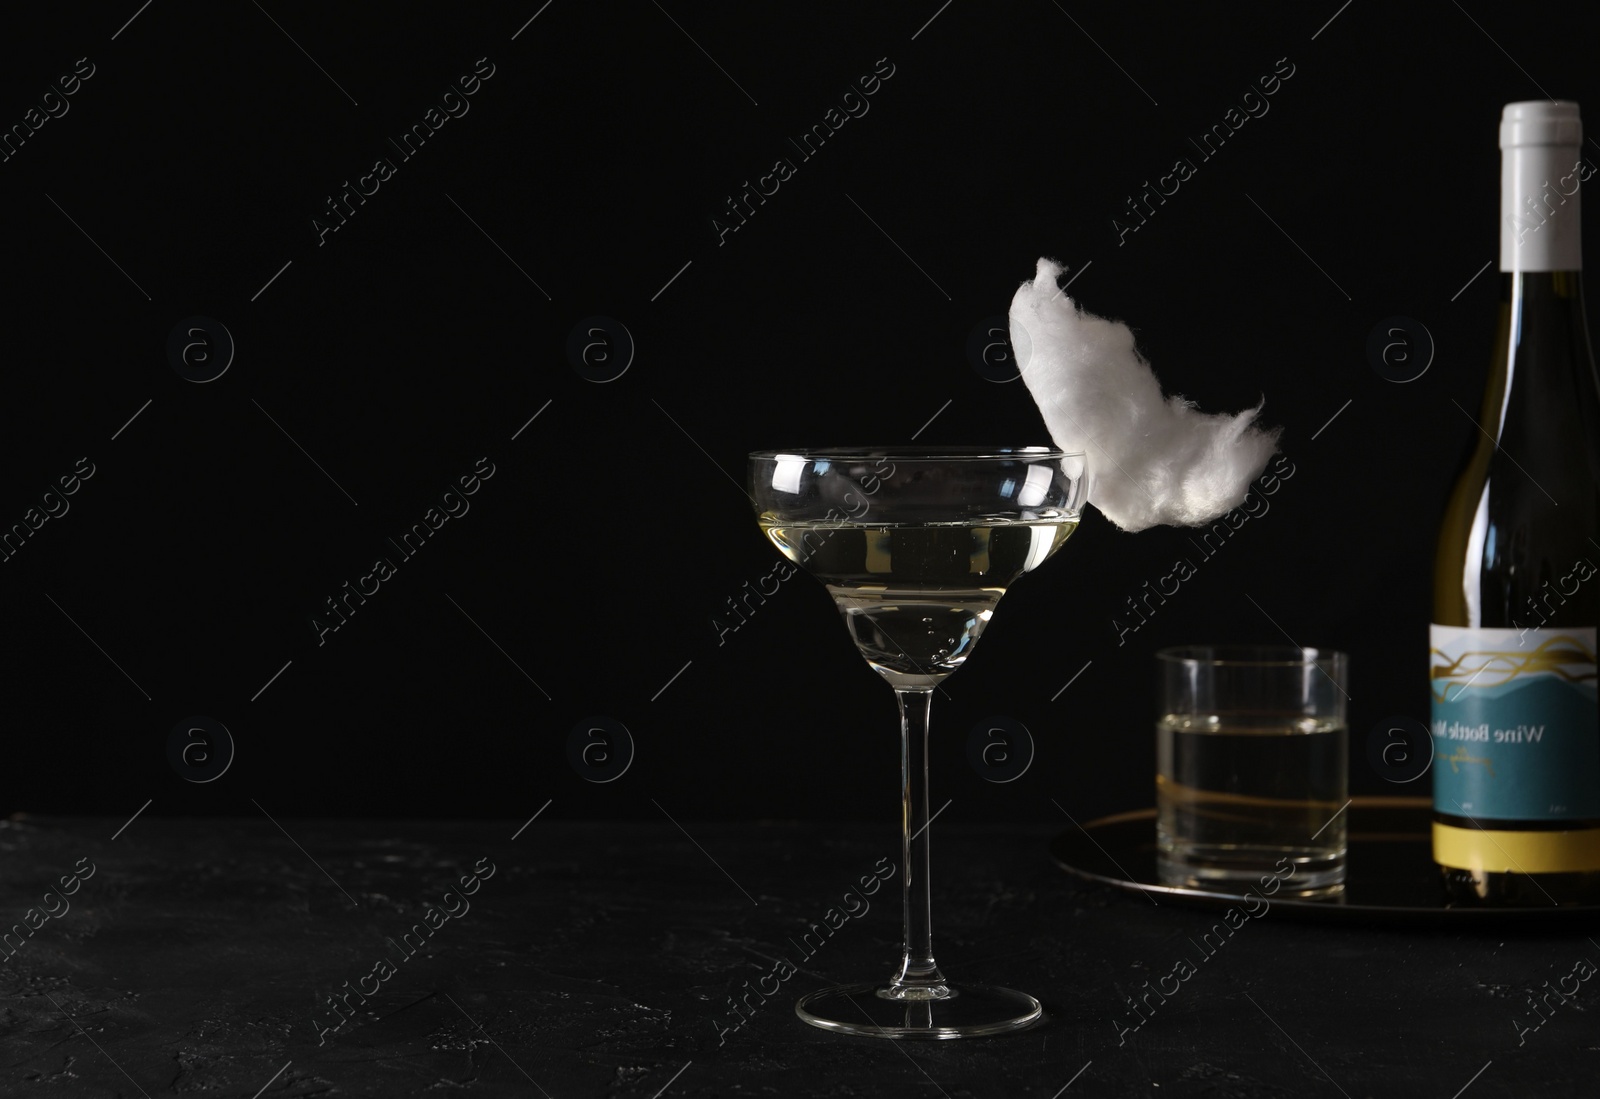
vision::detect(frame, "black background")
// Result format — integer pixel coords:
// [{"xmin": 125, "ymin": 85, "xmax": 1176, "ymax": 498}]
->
[{"xmin": 3, "ymin": 1, "xmax": 1595, "ymax": 824}]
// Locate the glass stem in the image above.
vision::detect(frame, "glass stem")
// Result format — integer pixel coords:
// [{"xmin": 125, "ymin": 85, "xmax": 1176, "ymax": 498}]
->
[{"xmin": 891, "ymin": 687, "xmax": 949, "ymax": 996}]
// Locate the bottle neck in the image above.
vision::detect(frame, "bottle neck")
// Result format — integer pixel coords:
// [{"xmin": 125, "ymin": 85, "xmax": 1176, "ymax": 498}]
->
[
  {"xmin": 1497, "ymin": 270, "xmax": 1595, "ymax": 434},
  {"xmin": 1500, "ymin": 144, "xmax": 1585, "ymax": 273},
  {"xmin": 1504, "ymin": 269, "xmax": 1587, "ymax": 327}
]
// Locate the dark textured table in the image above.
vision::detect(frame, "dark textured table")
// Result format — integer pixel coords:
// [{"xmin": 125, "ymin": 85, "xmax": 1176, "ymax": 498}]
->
[{"xmin": 2, "ymin": 816, "xmax": 1594, "ymax": 1098}]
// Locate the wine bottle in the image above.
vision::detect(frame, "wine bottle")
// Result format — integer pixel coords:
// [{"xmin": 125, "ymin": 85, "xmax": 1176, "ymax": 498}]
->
[{"xmin": 1431, "ymin": 100, "xmax": 1600, "ymax": 906}]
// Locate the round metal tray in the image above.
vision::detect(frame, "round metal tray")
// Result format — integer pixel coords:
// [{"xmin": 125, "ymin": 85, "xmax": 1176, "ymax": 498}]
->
[{"xmin": 1049, "ymin": 796, "xmax": 1600, "ymax": 926}]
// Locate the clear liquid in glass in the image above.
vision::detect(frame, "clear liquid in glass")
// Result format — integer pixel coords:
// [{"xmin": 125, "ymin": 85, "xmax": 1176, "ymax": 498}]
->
[
  {"xmin": 760, "ymin": 518, "xmax": 1077, "ymax": 687},
  {"xmin": 1156, "ymin": 713, "xmax": 1348, "ymax": 897}
]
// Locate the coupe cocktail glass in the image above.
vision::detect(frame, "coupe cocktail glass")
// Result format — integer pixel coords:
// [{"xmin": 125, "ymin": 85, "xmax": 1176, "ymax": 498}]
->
[{"xmin": 750, "ymin": 446, "xmax": 1087, "ymax": 1039}]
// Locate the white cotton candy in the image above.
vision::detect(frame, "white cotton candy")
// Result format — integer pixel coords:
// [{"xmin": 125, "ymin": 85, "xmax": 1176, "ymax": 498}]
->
[{"xmin": 1008, "ymin": 257, "xmax": 1280, "ymax": 533}]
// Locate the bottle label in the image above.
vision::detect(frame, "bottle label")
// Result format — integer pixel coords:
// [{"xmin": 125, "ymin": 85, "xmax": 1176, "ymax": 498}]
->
[{"xmin": 1430, "ymin": 625, "xmax": 1599, "ymax": 821}]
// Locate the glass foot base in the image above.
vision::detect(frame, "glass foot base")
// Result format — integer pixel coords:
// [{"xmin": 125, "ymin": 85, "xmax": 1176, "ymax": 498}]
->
[{"xmin": 795, "ymin": 983, "xmax": 1043, "ymax": 1039}]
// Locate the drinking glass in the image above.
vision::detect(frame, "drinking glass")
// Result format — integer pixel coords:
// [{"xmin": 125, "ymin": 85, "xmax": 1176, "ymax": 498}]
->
[
  {"xmin": 1155, "ymin": 645, "xmax": 1349, "ymax": 897},
  {"xmin": 750, "ymin": 446, "xmax": 1087, "ymax": 1038}
]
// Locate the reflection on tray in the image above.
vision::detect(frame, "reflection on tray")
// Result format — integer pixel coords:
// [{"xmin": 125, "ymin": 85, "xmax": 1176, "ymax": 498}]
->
[{"xmin": 1049, "ymin": 797, "xmax": 1599, "ymax": 925}]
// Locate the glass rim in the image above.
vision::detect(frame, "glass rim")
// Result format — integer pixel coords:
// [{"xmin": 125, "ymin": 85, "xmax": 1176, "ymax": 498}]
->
[
  {"xmin": 1155, "ymin": 644, "xmax": 1346, "ymax": 668},
  {"xmin": 749, "ymin": 446, "xmax": 1084, "ymax": 461}
]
